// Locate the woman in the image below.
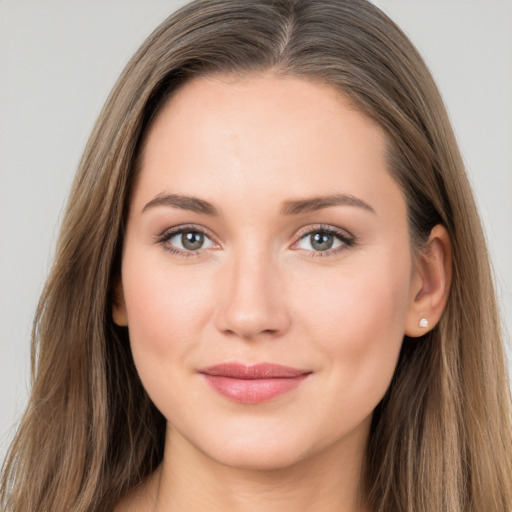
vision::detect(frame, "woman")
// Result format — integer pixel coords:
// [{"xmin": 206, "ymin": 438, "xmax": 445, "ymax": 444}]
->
[{"xmin": 1, "ymin": 0, "xmax": 511, "ymax": 510}]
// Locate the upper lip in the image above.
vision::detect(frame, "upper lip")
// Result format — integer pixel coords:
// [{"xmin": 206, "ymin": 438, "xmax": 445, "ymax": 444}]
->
[{"xmin": 199, "ymin": 363, "xmax": 310, "ymax": 379}]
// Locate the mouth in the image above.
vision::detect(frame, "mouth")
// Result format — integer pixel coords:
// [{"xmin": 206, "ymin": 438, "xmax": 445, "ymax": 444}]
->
[{"xmin": 199, "ymin": 363, "xmax": 312, "ymax": 404}]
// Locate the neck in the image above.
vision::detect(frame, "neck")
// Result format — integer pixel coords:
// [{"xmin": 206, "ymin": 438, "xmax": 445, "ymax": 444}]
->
[{"xmin": 151, "ymin": 425, "xmax": 370, "ymax": 512}]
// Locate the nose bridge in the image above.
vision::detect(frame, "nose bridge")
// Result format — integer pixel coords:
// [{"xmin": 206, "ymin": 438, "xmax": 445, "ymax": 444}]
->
[{"xmin": 215, "ymin": 242, "xmax": 290, "ymax": 339}]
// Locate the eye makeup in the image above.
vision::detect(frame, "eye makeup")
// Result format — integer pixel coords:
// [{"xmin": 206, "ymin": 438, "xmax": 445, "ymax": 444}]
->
[{"xmin": 155, "ymin": 222, "xmax": 356, "ymax": 259}]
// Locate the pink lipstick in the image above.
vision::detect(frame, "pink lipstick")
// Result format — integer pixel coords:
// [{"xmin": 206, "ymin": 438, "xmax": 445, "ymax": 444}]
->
[{"xmin": 199, "ymin": 363, "xmax": 310, "ymax": 404}]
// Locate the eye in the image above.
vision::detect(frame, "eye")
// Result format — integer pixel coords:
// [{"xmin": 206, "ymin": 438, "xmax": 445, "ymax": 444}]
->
[
  {"xmin": 294, "ymin": 226, "xmax": 354, "ymax": 254},
  {"xmin": 159, "ymin": 226, "xmax": 217, "ymax": 254}
]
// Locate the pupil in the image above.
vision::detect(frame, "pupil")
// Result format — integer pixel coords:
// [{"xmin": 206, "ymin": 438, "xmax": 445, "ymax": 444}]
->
[
  {"xmin": 182, "ymin": 231, "xmax": 204, "ymax": 250},
  {"xmin": 311, "ymin": 232, "xmax": 333, "ymax": 251}
]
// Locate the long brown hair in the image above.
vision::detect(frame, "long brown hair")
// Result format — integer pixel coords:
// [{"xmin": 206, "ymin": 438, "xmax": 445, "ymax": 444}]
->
[{"xmin": 2, "ymin": 1, "xmax": 511, "ymax": 510}]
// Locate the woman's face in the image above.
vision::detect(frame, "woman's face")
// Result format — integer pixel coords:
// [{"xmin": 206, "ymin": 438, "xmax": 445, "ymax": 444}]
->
[{"xmin": 115, "ymin": 74, "xmax": 421, "ymax": 470}]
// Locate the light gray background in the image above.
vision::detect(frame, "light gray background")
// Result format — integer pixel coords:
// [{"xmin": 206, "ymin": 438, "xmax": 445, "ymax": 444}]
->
[{"xmin": 1, "ymin": 1, "xmax": 511, "ymax": 461}]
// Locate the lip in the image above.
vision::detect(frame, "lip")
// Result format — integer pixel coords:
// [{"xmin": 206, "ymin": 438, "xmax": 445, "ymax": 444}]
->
[{"xmin": 199, "ymin": 363, "xmax": 311, "ymax": 404}]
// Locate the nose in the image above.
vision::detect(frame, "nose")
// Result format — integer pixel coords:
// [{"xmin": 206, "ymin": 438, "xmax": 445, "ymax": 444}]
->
[{"xmin": 214, "ymin": 248, "xmax": 291, "ymax": 340}]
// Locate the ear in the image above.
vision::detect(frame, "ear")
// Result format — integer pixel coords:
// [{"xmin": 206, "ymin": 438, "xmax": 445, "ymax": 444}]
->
[
  {"xmin": 112, "ymin": 277, "xmax": 128, "ymax": 327},
  {"xmin": 405, "ymin": 224, "xmax": 452, "ymax": 337}
]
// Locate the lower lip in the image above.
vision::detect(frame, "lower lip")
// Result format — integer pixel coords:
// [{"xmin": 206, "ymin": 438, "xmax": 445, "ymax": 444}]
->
[{"xmin": 202, "ymin": 375, "xmax": 309, "ymax": 404}]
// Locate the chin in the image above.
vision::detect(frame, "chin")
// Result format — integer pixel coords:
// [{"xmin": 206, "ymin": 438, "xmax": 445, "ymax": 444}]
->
[
  {"xmin": 170, "ymin": 419, "xmax": 316, "ymax": 472},
  {"xmin": 207, "ymin": 441, "xmax": 311, "ymax": 472}
]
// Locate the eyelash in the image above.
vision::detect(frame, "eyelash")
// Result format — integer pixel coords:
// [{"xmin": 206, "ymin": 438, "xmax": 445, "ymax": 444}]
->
[
  {"xmin": 157, "ymin": 224, "xmax": 218, "ymax": 258},
  {"xmin": 293, "ymin": 224, "xmax": 355, "ymax": 258},
  {"xmin": 156, "ymin": 224, "xmax": 355, "ymax": 258}
]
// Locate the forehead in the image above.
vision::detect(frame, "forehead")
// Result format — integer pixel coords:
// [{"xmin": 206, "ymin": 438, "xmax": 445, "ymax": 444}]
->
[{"xmin": 133, "ymin": 73, "xmax": 403, "ymax": 219}]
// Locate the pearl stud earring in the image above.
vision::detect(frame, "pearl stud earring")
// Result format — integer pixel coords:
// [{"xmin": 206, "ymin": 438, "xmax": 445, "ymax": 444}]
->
[{"xmin": 419, "ymin": 318, "xmax": 429, "ymax": 329}]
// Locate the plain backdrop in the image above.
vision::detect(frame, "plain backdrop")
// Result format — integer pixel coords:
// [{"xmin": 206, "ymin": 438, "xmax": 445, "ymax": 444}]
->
[{"xmin": 1, "ymin": 0, "xmax": 511, "ymax": 461}]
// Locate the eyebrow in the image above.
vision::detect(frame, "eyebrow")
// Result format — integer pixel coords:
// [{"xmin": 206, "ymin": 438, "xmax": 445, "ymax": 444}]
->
[
  {"xmin": 142, "ymin": 193, "xmax": 219, "ymax": 215},
  {"xmin": 142, "ymin": 192, "xmax": 375, "ymax": 217},
  {"xmin": 280, "ymin": 194, "xmax": 376, "ymax": 215}
]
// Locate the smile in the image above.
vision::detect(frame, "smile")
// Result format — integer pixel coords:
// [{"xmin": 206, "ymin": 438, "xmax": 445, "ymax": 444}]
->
[{"xmin": 199, "ymin": 363, "xmax": 311, "ymax": 404}]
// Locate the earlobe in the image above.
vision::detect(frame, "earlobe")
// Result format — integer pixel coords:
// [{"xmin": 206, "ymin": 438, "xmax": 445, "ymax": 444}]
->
[
  {"xmin": 112, "ymin": 278, "xmax": 128, "ymax": 327},
  {"xmin": 405, "ymin": 224, "xmax": 452, "ymax": 338}
]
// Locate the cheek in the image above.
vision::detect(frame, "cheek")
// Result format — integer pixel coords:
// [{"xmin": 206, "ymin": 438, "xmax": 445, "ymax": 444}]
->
[
  {"xmin": 293, "ymin": 246, "xmax": 412, "ymax": 408},
  {"xmin": 120, "ymin": 251, "xmax": 216, "ymax": 370},
  {"xmin": 119, "ymin": 253, "xmax": 224, "ymax": 422},
  {"xmin": 298, "ymin": 247, "xmax": 410, "ymax": 335}
]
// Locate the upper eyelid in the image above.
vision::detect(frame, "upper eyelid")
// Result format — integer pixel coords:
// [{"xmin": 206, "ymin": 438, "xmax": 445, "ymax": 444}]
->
[
  {"xmin": 294, "ymin": 224, "xmax": 354, "ymax": 240},
  {"xmin": 158, "ymin": 223, "xmax": 216, "ymax": 241}
]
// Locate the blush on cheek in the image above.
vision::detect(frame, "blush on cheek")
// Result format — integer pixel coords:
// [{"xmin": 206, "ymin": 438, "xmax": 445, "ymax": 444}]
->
[
  {"xmin": 123, "ymin": 256, "xmax": 213, "ymax": 343},
  {"xmin": 302, "ymin": 264, "xmax": 409, "ymax": 400}
]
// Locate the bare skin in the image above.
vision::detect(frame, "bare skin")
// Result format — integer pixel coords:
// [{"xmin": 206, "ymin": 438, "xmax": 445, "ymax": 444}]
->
[{"xmin": 114, "ymin": 73, "xmax": 451, "ymax": 512}]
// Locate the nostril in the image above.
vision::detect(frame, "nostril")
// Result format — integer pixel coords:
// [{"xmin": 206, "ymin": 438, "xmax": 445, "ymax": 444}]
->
[
  {"xmin": 214, "ymin": 257, "xmax": 292, "ymax": 339},
  {"xmin": 215, "ymin": 296, "xmax": 291, "ymax": 340}
]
